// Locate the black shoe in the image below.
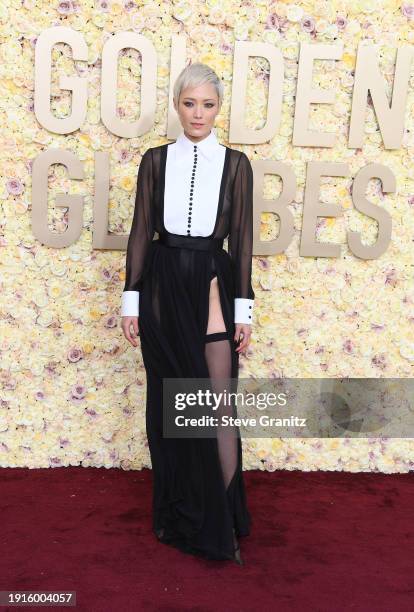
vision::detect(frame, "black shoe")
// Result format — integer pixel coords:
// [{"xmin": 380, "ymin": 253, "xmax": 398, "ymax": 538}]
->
[
  {"xmin": 232, "ymin": 528, "xmax": 244, "ymax": 566},
  {"xmin": 156, "ymin": 528, "xmax": 165, "ymax": 541}
]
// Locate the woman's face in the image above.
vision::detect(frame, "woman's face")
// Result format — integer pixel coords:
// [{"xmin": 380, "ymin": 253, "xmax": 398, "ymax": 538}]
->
[{"xmin": 174, "ymin": 81, "xmax": 220, "ymax": 142}]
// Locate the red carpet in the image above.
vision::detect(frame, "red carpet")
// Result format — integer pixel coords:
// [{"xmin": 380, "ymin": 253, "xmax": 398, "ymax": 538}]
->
[{"xmin": 0, "ymin": 466, "xmax": 413, "ymax": 611}]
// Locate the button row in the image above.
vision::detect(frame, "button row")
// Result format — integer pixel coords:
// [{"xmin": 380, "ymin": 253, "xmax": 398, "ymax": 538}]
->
[{"xmin": 187, "ymin": 144, "xmax": 197, "ymax": 236}]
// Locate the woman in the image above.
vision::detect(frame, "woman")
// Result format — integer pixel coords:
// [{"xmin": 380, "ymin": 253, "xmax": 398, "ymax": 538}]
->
[{"xmin": 121, "ymin": 63, "xmax": 255, "ymax": 565}]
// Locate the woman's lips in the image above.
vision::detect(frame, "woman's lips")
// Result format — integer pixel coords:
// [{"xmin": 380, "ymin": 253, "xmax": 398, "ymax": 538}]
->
[{"xmin": 191, "ymin": 123, "xmax": 204, "ymax": 127}]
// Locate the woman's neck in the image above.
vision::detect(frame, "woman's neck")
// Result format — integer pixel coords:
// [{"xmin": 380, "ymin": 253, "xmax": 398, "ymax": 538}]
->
[{"xmin": 183, "ymin": 129, "xmax": 212, "ymax": 144}]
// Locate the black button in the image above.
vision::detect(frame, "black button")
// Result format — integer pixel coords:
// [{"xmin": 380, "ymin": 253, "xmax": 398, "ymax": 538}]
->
[{"xmin": 249, "ymin": 306, "xmax": 252, "ymax": 309}]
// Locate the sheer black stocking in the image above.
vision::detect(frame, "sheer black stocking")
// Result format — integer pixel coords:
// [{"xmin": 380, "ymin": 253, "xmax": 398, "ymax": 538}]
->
[
  {"xmin": 204, "ymin": 275, "xmax": 241, "ymax": 561},
  {"xmin": 204, "ymin": 332, "xmax": 237, "ymax": 490}
]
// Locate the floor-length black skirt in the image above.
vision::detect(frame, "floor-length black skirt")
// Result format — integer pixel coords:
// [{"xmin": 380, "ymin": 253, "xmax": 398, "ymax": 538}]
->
[{"xmin": 138, "ymin": 231, "xmax": 251, "ymax": 561}]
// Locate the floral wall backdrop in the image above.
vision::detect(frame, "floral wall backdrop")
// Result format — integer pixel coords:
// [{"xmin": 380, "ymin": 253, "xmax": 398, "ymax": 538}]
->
[{"xmin": 1, "ymin": 0, "xmax": 414, "ymax": 472}]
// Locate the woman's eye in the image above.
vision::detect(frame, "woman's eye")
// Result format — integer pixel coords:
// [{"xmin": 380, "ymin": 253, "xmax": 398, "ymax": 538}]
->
[{"xmin": 183, "ymin": 102, "xmax": 215, "ymax": 108}]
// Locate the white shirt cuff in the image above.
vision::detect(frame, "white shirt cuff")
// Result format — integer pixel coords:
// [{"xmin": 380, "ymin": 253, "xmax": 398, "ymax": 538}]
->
[
  {"xmin": 121, "ymin": 291, "xmax": 139, "ymax": 317},
  {"xmin": 234, "ymin": 298, "xmax": 254, "ymax": 324}
]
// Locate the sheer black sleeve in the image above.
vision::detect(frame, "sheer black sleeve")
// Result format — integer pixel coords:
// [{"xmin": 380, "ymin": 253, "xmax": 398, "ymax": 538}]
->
[
  {"xmin": 228, "ymin": 151, "xmax": 255, "ymax": 324},
  {"xmin": 121, "ymin": 148, "xmax": 155, "ymax": 317}
]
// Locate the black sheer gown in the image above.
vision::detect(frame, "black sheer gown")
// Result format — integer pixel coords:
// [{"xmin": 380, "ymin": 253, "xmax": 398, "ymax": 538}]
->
[{"xmin": 123, "ymin": 142, "xmax": 255, "ymax": 562}]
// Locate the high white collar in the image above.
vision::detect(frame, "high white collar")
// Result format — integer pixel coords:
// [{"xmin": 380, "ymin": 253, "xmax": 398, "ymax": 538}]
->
[{"xmin": 175, "ymin": 128, "xmax": 221, "ymax": 161}]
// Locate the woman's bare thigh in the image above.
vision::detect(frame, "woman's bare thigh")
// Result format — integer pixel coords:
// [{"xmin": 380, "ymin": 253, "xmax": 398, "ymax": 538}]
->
[{"xmin": 206, "ymin": 277, "xmax": 226, "ymax": 334}]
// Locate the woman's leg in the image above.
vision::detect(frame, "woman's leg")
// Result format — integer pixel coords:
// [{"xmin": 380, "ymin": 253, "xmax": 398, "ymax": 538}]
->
[
  {"xmin": 204, "ymin": 276, "xmax": 238, "ymax": 491},
  {"xmin": 204, "ymin": 275, "xmax": 241, "ymax": 559}
]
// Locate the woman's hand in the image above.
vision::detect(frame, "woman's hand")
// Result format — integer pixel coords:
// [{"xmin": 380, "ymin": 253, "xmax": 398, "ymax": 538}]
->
[
  {"xmin": 122, "ymin": 316, "xmax": 139, "ymax": 347},
  {"xmin": 234, "ymin": 323, "xmax": 252, "ymax": 354}
]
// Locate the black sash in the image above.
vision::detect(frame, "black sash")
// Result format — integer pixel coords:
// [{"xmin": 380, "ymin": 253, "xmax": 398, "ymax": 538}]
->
[{"xmin": 158, "ymin": 232, "xmax": 223, "ymax": 252}]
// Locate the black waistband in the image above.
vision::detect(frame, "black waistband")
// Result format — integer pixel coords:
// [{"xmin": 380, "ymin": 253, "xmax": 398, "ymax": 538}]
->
[{"xmin": 158, "ymin": 232, "xmax": 223, "ymax": 252}]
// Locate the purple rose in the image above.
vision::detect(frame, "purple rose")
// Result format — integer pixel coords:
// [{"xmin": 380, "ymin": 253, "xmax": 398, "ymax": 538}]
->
[
  {"xmin": 336, "ymin": 16, "xmax": 347, "ymax": 30},
  {"xmin": 57, "ymin": 1, "xmax": 74, "ymax": 15},
  {"xmin": 402, "ymin": 4, "xmax": 414, "ymax": 19},
  {"xmin": 343, "ymin": 339, "xmax": 354, "ymax": 354},
  {"xmin": 266, "ymin": 13, "xmax": 280, "ymax": 30},
  {"xmin": 6, "ymin": 178, "xmax": 24, "ymax": 196},
  {"xmin": 67, "ymin": 347, "xmax": 83, "ymax": 363},
  {"xmin": 123, "ymin": 0, "xmax": 135, "ymax": 10},
  {"xmin": 106, "ymin": 315, "xmax": 118, "ymax": 328},
  {"xmin": 301, "ymin": 16, "xmax": 316, "ymax": 33},
  {"xmin": 71, "ymin": 384, "xmax": 86, "ymax": 400},
  {"xmin": 119, "ymin": 149, "xmax": 133, "ymax": 164},
  {"xmin": 219, "ymin": 42, "xmax": 233, "ymax": 55},
  {"xmin": 371, "ymin": 354, "xmax": 387, "ymax": 370}
]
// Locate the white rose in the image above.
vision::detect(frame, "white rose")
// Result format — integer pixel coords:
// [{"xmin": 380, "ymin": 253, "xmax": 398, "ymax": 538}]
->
[{"xmin": 286, "ymin": 5, "xmax": 304, "ymax": 22}]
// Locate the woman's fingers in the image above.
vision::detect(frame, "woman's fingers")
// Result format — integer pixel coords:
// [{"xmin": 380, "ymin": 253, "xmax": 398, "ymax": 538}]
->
[
  {"xmin": 234, "ymin": 324, "xmax": 252, "ymax": 353},
  {"xmin": 236, "ymin": 335, "xmax": 250, "ymax": 353},
  {"xmin": 122, "ymin": 316, "xmax": 139, "ymax": 347},
  {"xmin": 234, "ymin": 323, "xmax": 242, "ymax": 344}
]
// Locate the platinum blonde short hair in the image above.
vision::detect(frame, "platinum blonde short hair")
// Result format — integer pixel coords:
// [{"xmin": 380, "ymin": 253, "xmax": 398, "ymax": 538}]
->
[{"xmin": 173, "ymin": 62, "xmax": 224, "ymax": 108}]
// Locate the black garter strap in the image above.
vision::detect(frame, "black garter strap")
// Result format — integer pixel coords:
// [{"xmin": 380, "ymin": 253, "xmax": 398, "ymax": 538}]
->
[{"xmin": 205, "ymin": 331, "xmax": 232, "ymax": 343}]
